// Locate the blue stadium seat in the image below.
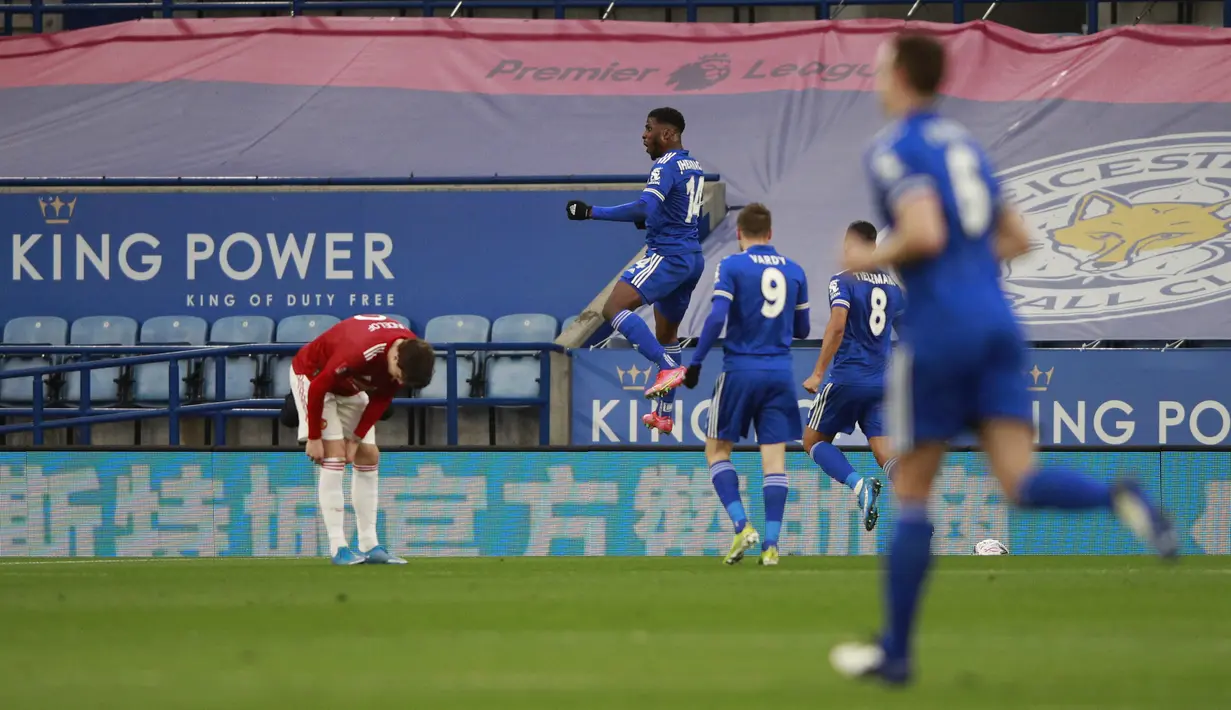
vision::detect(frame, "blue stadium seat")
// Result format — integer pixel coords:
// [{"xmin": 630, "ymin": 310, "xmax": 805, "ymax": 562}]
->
[
  {"xmin": 276, "ymin": 315, "xmax": 340, "ymax": 344},
  {"xmin": 141, "ymin": 316, "xmax": 208, "ymax": 347},
  {"xmin": 491, "ymin": 313, "xmax": 558, "ymax": 344},
  {"xmin": 486, "ymin": 314, "xmax": 558, "ymax": 399},
  {"xmin": 425, "ymin": 314, "xmax": 491, "ymax": 344},
  {"xmin": 419, "ymin": 315, "xmax": 491, "ymax": 399},
  {"xmin": 0, "ymin": 316, "xmax": 68, "ymax": 404},
  {"xmin": 62, "ymin": 316, "xmax": 139, "ymax": 405},
  {"xmin": 561, "ymin": 315, "xmax": 579, "ymax": 332},
  {"xmin": 133, "ymin": 316, "xmax": 208, "ymax": 404},
  {"xmin": 208, "ymin": 315, "xmax": 276, "ymax": 344},
  {"xmin": 202, "ymin": 316, "xmax": 275, "ymax": 400},
  {"xmin": 269, "ymin": 315, "xmax": 340, "ymax": 397},
  {"xmin": 384, "ymin": 314, "xmax": 414, "ymax": 331}
]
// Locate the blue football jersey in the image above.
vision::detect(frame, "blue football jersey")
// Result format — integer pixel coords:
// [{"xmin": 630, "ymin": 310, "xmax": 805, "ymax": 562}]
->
[
  {"xmin": 865, "ymin": 110, "xmax": 1013, "ymax": 343},
  {"xmin": 643, "ymin": 150, "xmax": 705, "ymax": 256},
  {"xmin": 827, "ymin": 270, "xmax": 904, "ymax": 386},
  {"xmin": 712, "ymin": 244, "xmax": 809, "ymax": 371}
]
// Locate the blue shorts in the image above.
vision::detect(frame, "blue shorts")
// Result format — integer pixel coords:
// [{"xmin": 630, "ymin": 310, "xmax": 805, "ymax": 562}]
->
[
  {"xmin": 621, "ymin": 250, "xmax": 705, "ymax": 325},
  {"xmin": 889, "ymin": 325, "xmax": 1031, "ymax": 449},
  {"xmin": 807, "ymin": 381, "xmax": 885, "ymax": 438},
  {"xmin": 707, "ymin": 369, "xmax": 802, "ymax": 445}
]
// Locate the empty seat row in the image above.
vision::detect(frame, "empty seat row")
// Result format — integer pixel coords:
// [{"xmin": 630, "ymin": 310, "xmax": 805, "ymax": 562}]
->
[{"xmin": 0, "ymin": 312, "xmax": 562, "ymax": 406}]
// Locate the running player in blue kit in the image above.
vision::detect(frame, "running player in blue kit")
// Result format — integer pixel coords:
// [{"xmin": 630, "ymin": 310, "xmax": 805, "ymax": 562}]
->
[
  {"xmin": 681, "ymin": 204, "xmax": 810, "ymax": 567},
  {"xmin": 803, "ymin": 220, "xmax": 904, "ymax": 532},
  {"xmin": 567, "ymin": 107, "xmax": 706, "ymax": 436},
  {"xmin": 829, "ymin": 33, "xmax": 1178, "ymax": 686}
]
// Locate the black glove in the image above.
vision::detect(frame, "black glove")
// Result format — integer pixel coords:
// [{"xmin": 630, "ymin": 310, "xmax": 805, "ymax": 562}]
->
[
  {"xmin": 683, "ymin": 363, "xmax": 702, "ymax": 390},
  {"xmin": 635, "ymin": 220, "xmax": 646, "ymax": 230},
  {"xmin": 566, "ymin": 200, "xmax": 592, "ymax": 220}
]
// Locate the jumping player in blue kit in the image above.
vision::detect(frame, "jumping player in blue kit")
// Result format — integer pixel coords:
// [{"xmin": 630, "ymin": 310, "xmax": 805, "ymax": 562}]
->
[
  {"xmin": 681, "ymin": 204, "xmax": 810, "ymax": 567},
  {"xmin": 829, "ymin": 34, "xmax": 1178, "ymax": 686},
  {"xmin": 566, "ymin": 107, "xmax": 706, "ymax": 435},
  {"xmin": 803, "ymin": 220, "xmax": 904, "ymax": 533}
]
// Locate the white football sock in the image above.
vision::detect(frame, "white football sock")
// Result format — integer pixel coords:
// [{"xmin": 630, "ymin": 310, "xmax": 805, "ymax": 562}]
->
[
  {"xmin": 317, "ymin": 457, "xmax": 348, "ymax": 555},
  {"xmin": 352, "ymin": 463, "xmax": 380, "ymax": 552}
]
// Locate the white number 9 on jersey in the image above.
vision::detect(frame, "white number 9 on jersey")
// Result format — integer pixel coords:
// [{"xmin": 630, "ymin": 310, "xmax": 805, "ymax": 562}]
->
[{"xmin": 761, "ymin": 267, "xmax": 786, "ymax": 317}]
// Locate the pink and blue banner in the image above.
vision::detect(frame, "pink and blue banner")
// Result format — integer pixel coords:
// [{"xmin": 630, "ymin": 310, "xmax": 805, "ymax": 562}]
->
[{"xmin": 3, "ymin": 19, "xmax": 1231, "ymax": 340}]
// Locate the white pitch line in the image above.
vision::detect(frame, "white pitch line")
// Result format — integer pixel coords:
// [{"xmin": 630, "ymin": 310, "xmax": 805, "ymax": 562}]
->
[{"xmin": 0, "ymin": 558, "xmax": 203, "ymax": 566}]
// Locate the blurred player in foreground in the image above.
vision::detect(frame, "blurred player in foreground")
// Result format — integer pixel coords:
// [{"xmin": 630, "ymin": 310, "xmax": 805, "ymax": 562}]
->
[
  {"xmin": 290, "ymin": 314, "xmax": 436, "ymax": 566},
  {"xmin": 803, "ymin": 220, "xmax": 904, "ymax": 532},
  {"xmin": 682, "ymin": 204, "xmax": 810, "ymax": 566},
  {"xmin": 829, "ymin": 34, "xmax": 1178, "ymax": 685},
  {"xmin": 566, "ymin": 107, "xmax": 706, "ymax": 434}
]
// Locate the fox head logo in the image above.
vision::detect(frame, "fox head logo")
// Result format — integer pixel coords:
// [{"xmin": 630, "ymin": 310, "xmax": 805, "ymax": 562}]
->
[
  {"xmin": 999, "ymin": 135, "xmax": 1231, "ymax": 327},
  {"xmin": 1050, "ymin": 190, "xmax": 1231, "ymax": 274}
]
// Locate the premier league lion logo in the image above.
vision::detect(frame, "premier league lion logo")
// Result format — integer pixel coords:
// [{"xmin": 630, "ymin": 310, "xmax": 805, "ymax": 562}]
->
[{"xmin": 666, "ymin": 54, "xmax": 731, "ymax": 92}]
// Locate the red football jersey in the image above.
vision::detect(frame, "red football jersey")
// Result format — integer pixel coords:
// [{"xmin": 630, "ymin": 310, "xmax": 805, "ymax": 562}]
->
[{"xmin": 291, "ymin": 315, "xmax": 416, "ymax": 440}]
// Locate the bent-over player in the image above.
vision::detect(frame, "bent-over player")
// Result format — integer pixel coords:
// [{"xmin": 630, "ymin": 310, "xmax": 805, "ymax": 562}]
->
[{"xmin": 290, "ymin": 314, "xmax": 435, "ymax": 565}]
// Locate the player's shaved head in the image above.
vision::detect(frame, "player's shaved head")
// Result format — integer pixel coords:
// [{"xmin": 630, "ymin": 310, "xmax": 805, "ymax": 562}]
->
[
  {"xmin": 891, "ymin": 33, "xmax": 946, "ymax": 98},
  {"xmin": 737, "ymin": 203, "xmax": 772, "ymax": 240},
  {"xmin": 647, "ymin": 107, "xmax": 685, "ymax": 134},
  {"xmin": 847, "ymin": 220, "xmax": 878, "ymax": 243},
  {"xmin": 643, "ymin": 107, "xmax": 686, "ymax": 160},
  {"xmin": 395, "ymin": 339, "xmax": 436, "ymax": 390}
]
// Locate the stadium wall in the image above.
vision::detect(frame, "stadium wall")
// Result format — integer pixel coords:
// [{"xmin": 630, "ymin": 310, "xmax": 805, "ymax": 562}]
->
[
  {"xmin": 1, "ymin": 448, "xmax": 1227, "ymax": 557},
  {"xmin": 573, "ymin": 347, "xmax": 1231, "ymax": 447}
]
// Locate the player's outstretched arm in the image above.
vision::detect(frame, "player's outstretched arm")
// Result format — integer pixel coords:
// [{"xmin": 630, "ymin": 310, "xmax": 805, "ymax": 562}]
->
[{"xmin": 592, "ymin": 195, "xmax": 659, "ymax": 223}]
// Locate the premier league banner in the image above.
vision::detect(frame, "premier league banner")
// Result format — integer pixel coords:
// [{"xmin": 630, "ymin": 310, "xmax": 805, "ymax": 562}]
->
[
  {"xmin": 1, "ymin": 450, "xmax": 1227, "ymax": 558},
  {"xmin": 571, "ymin": 348, "xmax": 1231, "ymax": 448}
]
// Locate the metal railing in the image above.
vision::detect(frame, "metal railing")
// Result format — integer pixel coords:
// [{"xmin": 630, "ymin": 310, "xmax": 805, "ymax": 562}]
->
[
  {"xmin": 0, "ymin": 342, "xmax": 562, "ymax": 445},
  {"xmin": 2, "ymin": 0, "xmax": 1227, "ymax": 36}
]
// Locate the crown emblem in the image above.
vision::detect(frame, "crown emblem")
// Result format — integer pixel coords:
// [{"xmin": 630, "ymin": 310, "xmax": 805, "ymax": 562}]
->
[
  {"xmin": 698, "ymin": 53, "xmax": 730, "ymax": 64},
  {"xmin": 38, "ymin": 195, "xmax": 77, "ymax": 224},
  {"xmin": 1027, "ymin": 365, "xmax": 1054, "ymax": 392},
  {"xmin": 615, "ymin": 364, "xmax": 652, "ymax": 391}
]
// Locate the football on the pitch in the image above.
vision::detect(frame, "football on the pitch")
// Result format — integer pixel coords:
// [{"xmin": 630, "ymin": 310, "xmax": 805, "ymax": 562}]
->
[{"xmin": 973, "ymin": 539, "xmax": 1009, "ymax": 555}]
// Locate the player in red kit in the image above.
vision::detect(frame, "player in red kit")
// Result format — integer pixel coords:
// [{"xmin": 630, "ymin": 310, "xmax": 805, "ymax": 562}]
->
[{"xmin": 289, "ymin": 314, "xmax": 436, "ymax": 565}]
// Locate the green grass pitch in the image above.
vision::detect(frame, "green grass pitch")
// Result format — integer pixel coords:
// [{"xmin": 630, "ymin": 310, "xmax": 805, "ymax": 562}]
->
[{"xmin": 1, "ymin": 556, "xmax": 1228, "ymax": 709}]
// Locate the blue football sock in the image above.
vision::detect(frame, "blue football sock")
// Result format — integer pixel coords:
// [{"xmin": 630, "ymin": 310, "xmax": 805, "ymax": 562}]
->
[
  {"xmin": 1017, "ymin": 467, "xmax": 1113, "ymax": 509},
  {"xmin": 883, "ymin": 502, "xmax": 932, "ymax": 663},
  {"xmin": 763, "ymin": 473, "xmax": 788, "ymax": 549},
  {"xmin": 710, "ymin": 460, "xmax": 747, "ymax": 533},
  {"xmin": 657, "ymin": 342, "xmax": 683, "ymax": 415},
  {"xmin": 810, "ymin": 441, "xmax": 859, "ymax": 490},
  {"xmin": 612, "ymin": 310, "xmax": 675, "ymax": 371},
  {"xmin": 882, "ymin": 457, "xmax": 899, "ymax": 482}
]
